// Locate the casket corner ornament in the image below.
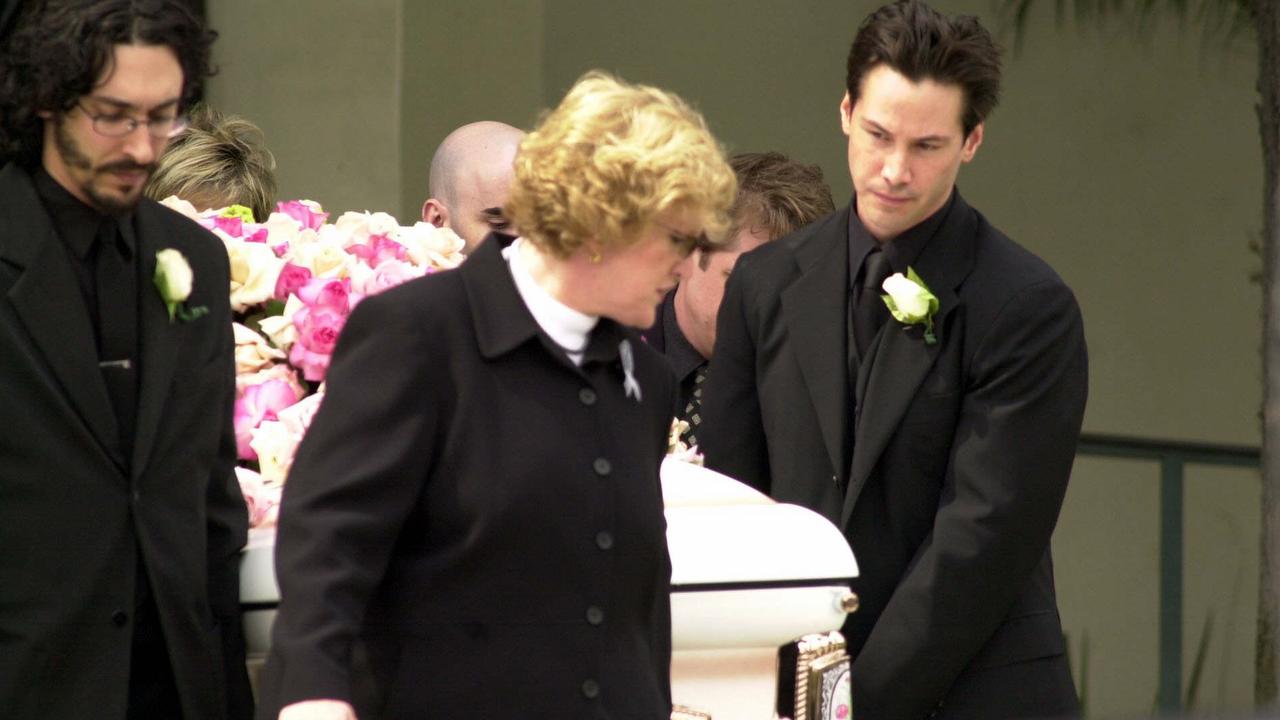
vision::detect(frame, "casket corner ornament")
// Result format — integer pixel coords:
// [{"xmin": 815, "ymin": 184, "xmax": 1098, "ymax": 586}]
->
[
  {"xmin": 671, "ymin": 705, "xmax": 713, "ymax": 720},
  {"xmin": 776, "ymin": 630, "xmax": 853, "ymax": 720}
]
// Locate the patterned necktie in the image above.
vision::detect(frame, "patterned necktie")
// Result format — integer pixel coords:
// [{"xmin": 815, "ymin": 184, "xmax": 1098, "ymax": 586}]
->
[{"xmin": 680, "ymin": 363, "xmax": 708, "ymax": 447}]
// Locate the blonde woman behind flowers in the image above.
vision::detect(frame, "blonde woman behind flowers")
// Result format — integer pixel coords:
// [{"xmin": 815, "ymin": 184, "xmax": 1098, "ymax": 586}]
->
[
  {"xmin": 145, "ymin": 104, "xmax": 277, "ymax": 221},
  {"xmin": 257, "ymin": 71, "xmax": 735, "ymax": 720}
]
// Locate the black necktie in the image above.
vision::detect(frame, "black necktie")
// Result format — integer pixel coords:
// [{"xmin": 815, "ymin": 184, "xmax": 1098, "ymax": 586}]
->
[
  {"xmin": 852, "ymin": 248, "xmax": 892, "ymax": 360},
  {"xmin": 95, "ymin": 218, "xmax": 138, "ymax": 456}
]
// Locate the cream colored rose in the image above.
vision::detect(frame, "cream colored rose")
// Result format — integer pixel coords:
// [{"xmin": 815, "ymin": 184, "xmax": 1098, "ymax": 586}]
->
[
  {"xmin": 154, "ymin": 249, "xmax": 194, "ymax": 303},
  {"xmin": 233, "ymin": 322, "xmax": 287, "ymax": 374},
  {"xmin": 288, "ymin": 236, "xmax": 353, "ymax": 279},
  {"xmin": 399, "ymin": 222, "xmax": 465, "ymax": 269},
  {"xmin": 333, "ymin": 210, "xmax": 401, "ymax": 242},
  {"xmin": 258, "ymin": 294, "xmax": 304, "ymax": 351},
  {"xmin": 223, "ymin": 239, "xmax": 283, "ymax": 312}
]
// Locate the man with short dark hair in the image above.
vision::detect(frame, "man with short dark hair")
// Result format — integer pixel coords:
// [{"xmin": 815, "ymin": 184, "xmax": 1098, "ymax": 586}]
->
[
  {"xmin": 645, "ymin": 151, "xmax": 833, "ymax": 447},
  {"xmin": 0, "ymin": 2, "xmax": 250, "ymax": 718},
  {"xmin": 421, "ymin": 120, "xmax": 525, "ymax": 253},
  {"xmin": 701, "ymin": 1, "xmax": 1088, "ymax": 716}
]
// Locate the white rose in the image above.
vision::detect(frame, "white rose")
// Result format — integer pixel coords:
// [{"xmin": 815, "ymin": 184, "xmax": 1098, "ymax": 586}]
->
[
  {"xmin": 250, "ymin": 420, "xmax": 301, "ymax": 485},
  {"xmin": 154, "ymin": 249, "xmax": 194, "ymax": 303},
  {"xmin": 882, "ymin": 273, "xmax": 934, "ymax": 322},
  {"xmin": 262, "ymin": 213, "xmax": 303, "ymax": 246},
  {"xmin": 277, "ymin": 391, "xmax": 324, "ymax": 438}
]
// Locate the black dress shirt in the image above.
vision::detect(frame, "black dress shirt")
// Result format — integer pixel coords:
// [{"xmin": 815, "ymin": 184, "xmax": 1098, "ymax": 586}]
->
[
  {"xmin": 32, "ymin": 167, "xmax": 139, "ymax": 355},
  {"xmin": 846, "ymin": 189, "xmax": 956, "ymax": 293}
]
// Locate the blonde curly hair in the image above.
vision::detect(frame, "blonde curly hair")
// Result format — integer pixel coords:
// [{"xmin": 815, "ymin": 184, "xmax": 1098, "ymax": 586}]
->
[{"xmin": 507, "ymin": 72, "xmax": 736, "ymax": 259}]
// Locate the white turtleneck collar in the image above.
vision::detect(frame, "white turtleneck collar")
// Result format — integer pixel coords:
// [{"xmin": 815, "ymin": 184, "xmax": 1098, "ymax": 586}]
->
[{"xmin": 503, "ymin": 238, "xmax": 598, "ymax": 366}]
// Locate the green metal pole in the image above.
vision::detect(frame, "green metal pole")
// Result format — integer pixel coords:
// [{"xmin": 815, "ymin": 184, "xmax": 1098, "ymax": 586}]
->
[{"xmin": 1157, "ymin": 456, "xmax": 1185, "ymax": 714}]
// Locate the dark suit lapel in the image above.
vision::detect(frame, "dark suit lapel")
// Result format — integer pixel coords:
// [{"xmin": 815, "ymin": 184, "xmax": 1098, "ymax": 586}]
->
[
  {"xmin": 131, "ymin": 205, "xmax": 182, "ymax": 475},
  {"xmin": 780, "ymin": 210, "xmax": 850, "ymax": 482},
  {"xmin": 841, "ymin": 193, "xmax": 977, "ymax": 525},
  {"xmin": 0, "ymin": 164, "xmax": 123, "ymax": 467}
]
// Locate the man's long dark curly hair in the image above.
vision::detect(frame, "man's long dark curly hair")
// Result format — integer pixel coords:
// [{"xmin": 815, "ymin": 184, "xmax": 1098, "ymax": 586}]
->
[{"xmin": 0, "ymin": 0, "xmax": 216, "ymax": 168}]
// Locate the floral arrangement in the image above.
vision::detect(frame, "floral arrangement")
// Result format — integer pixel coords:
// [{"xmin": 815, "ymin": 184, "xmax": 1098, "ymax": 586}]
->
[
  {"xmin": 667, "ymin": 418, "xmax": 703, "ymax": 466},
  {"xmin": 161, "ymin": 197, "xmax": 466, "ymax": 528}
]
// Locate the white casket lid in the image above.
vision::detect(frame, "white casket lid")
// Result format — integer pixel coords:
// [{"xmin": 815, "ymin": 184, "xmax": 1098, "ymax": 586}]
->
[{"xmin": 660, "ymin": 459, "xmax": 858, "ymax": 586}]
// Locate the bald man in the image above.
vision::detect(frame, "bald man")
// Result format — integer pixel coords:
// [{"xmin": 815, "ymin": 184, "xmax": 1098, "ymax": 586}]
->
[{"xmin": 421, "ymin": 120, "xmax": 525, "ymax": 253}]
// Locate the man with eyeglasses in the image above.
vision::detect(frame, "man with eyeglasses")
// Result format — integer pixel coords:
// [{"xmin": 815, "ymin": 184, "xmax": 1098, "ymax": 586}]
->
[{"xmin": 0, "ymin": 2, "xmax": 251, "ymax": 719}]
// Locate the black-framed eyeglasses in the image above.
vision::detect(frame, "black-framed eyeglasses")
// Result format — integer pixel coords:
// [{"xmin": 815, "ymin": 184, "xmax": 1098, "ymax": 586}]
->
[{"xmin": 76, "ymin": 102, "xmax": 188, "ymax": 139}]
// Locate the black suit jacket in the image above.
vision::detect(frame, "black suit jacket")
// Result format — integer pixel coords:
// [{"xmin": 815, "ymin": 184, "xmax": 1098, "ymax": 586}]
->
[
  {"xmin": 701, "ymin": 193, "xmax": 1088, "ymax": 719},
  {"xmin": 256, "ymin": 238, "xmax": 676, "ymax": 719},
  {"xmin": 0, "ymin": 163, "xmax": 250, "ymax": 719}
]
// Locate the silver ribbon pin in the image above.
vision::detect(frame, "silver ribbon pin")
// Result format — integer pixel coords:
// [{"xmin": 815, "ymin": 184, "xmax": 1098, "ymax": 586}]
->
[{"xmin": 619, "ymin": 339, "xmax": 642, "ymax": 402}]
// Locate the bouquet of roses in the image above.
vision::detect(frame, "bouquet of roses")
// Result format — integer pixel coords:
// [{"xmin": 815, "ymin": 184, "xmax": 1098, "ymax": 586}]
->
[{"xmin": 161, "ymin": 197, "xmax": 466, "ymax": 527}]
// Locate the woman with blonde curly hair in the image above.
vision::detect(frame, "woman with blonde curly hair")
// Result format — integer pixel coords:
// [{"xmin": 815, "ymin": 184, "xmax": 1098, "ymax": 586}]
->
[{"xmin": 257, "ymin": 72, "xmax": 736, "ymax": 720}]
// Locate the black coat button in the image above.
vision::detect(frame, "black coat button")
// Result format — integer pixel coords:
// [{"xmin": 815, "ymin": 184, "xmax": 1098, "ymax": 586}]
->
[
  {"xmin": 578, "ymin": 388, "xmax": 597, "ymax": 406},
  {"xmin": 586, "ymin": 606, "xmax": 604, "ymax": 625},
  {"xmin": 581, "ymin": 679, "xmax": 600, "ymax": 699},
  {"xmin": 592, "ymin": 458, "xmax": 611, "ymax": 476},
  {"xmin": 595, "ymin": 531, "xmax": 614, "ymax": 550},
  {"xmin": 111, "ymin": 610, "xmax": 128, "ymax": 627}
]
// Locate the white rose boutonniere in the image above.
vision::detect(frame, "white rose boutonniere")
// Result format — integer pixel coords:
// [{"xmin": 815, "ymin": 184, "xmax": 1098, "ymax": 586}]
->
[
  {"xmin": 881, "ymin": 266, "xmax": 939, "ymax": 345},
  {"xmin": 154, "ymin": 249, "xmax": 209, "ymax": 323}
]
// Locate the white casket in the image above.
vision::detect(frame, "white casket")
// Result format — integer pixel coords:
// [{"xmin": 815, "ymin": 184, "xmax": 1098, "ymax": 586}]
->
[{"xmin": 241, "ymin": 458, "xmax": 858, "ymax": 718}]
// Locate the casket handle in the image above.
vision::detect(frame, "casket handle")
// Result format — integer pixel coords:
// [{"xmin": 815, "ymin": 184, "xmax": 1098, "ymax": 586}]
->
[{"xmin": 839, "ymin": 591, "xmax": 860, "ymax": 614}]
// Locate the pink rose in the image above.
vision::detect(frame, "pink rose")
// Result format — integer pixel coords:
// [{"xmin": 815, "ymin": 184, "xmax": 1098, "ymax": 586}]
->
[
  {"xmin": 245, "ymin": 227, "xmax": 269, "ymax": 243},
  {"xmin": 235, "ymin": 362, "xmax": 305, "ymax": 400},
  {"xmin": 274, "ymin": 262, "xmax": 313, "ymax": 301},
  {"xmin": 233, "ymin": 379, "xmax": 300, "ymax": 460},
  {"xmin": 276, "ymin": 200, "xmax": 328, "ymax": 230},
  {"xmin": 348, "ymin": 234, "xmax": 408, "ymax": 268},
  {"xmin": 358, "ymin": 259, "xmax": 425, "ymax": 296},
  {"xmin": 296, "ymin": 276, "xmax": 354, "ymax": 314},
  {"xmin": 213, "ymin": 215, "xmax": 245, "ymax": 238},
  {"xmin": 289, "ymin": 306, "xmax": 346, "ymax": 382}
]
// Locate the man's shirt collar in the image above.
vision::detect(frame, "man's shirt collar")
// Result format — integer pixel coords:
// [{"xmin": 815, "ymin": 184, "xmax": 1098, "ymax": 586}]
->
[{"xmin": 847, "ymin": 188, "xmax": 956, "ymax": 288}]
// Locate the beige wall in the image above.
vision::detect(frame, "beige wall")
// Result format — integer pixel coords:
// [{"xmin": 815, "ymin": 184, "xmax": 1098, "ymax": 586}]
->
[
  {"xmin": 206, "ymin": 1, "xmax": 1263, "ymax": 715},
  {"xmin": 397, "ymin": 1, "xmax": 546, "ymax": 223}
]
